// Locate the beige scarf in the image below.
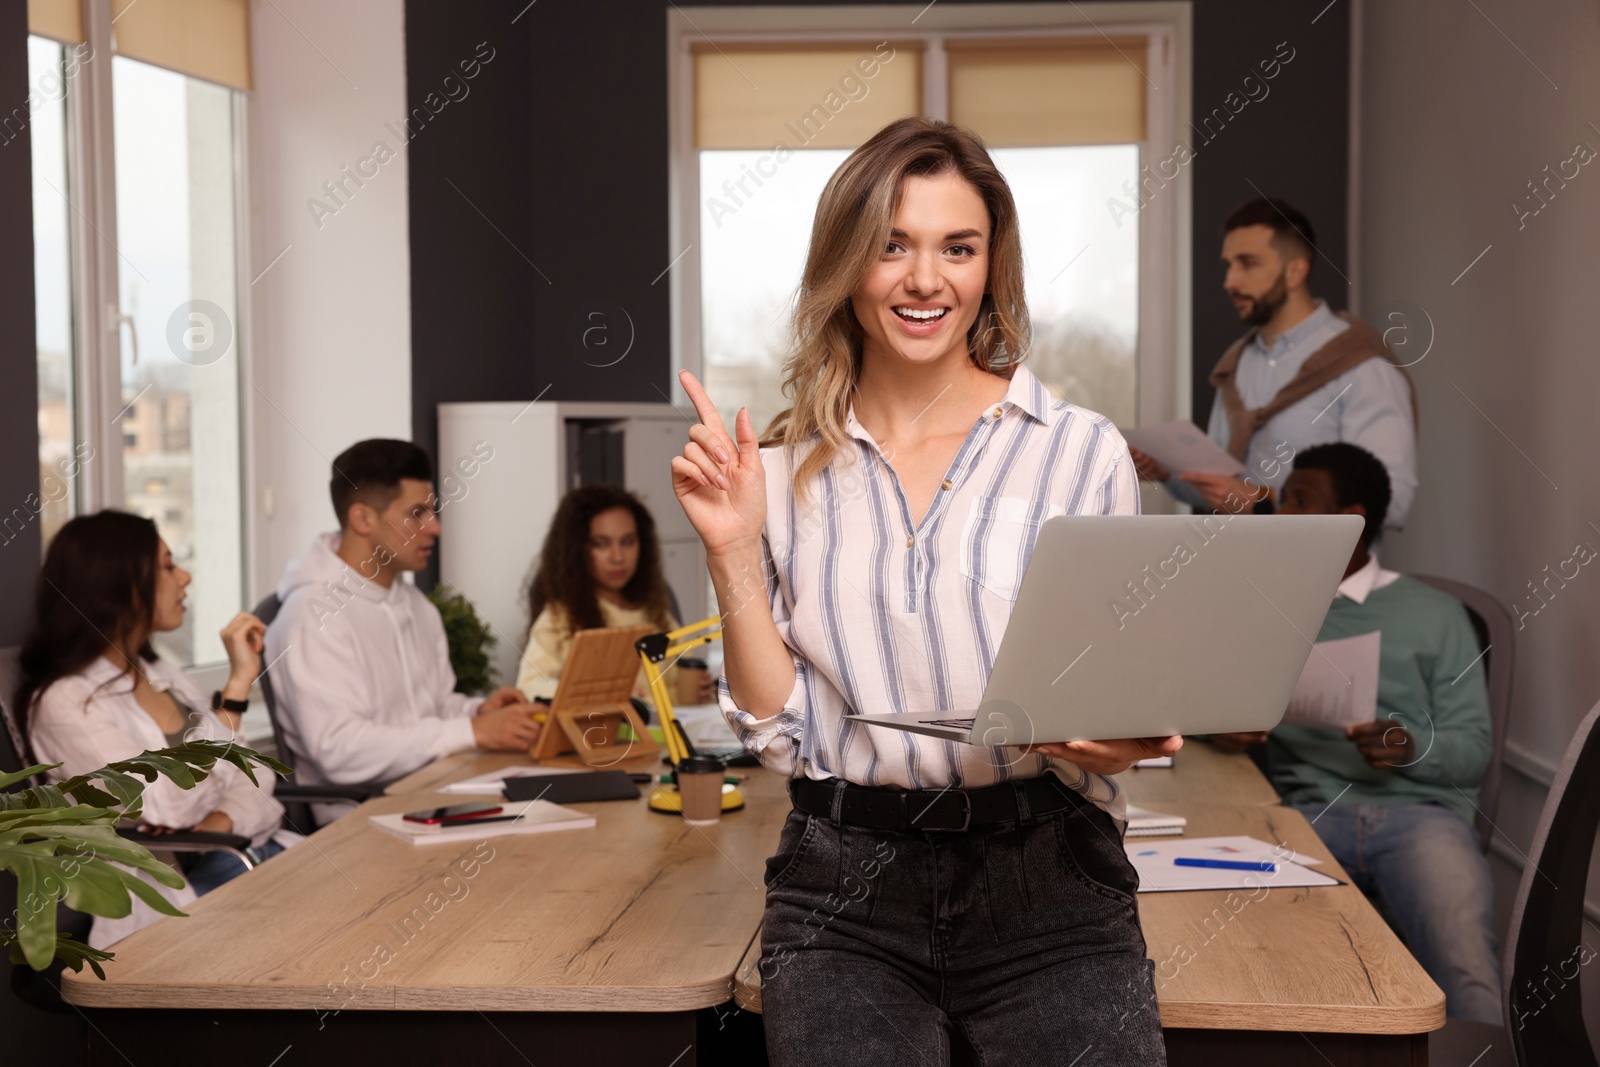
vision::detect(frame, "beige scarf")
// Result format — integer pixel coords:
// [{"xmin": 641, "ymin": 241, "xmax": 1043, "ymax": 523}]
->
[{"xmin": 1209, "ymin": 311, "xmax": 1418, "ymax": 461}]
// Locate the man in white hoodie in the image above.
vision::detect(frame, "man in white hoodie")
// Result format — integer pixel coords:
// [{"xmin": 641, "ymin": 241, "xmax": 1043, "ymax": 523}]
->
[{"xmin": 265, "ymin": 439, "xmax": 540, "ymax": 821}]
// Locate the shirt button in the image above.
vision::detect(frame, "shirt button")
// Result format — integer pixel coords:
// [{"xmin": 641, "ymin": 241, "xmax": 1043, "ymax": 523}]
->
[
  {"xmin": 992, "ymin": 406, "xmax": 1003, "ymax": 418},
  {"xmin": 906, "ymin": 536, "xmax": 914, "ymax": 548},
  {"xmin": 941, "ymin": 479, "xmax": 953, "ymax": 491}
]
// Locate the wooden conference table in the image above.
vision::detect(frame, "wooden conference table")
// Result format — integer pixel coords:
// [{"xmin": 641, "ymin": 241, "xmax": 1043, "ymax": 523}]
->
[{"xmin": 64, "ymin": 743, "xmax": 1443, "ymax": 1065}]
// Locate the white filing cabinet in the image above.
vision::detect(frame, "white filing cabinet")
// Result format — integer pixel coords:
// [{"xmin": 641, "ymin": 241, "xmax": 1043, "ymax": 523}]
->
[{"xmin": 436, "ymin": 401, "xmax": 707, "ymax": 687}]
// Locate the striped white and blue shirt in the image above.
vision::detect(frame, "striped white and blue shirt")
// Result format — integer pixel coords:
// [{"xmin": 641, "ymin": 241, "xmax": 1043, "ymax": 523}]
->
[{"xmin": 719, "ymin": 365, "xmax": 1139, "ymax": 816}]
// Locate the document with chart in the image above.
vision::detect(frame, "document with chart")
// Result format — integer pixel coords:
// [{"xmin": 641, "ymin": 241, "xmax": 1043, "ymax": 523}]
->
[{"xmin": 1279, "ymin": 630, "xmax": 1381, "ymax": 729}]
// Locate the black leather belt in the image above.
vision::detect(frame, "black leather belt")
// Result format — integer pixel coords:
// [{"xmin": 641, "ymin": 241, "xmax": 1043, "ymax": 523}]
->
[{"xmin": 789, "ymin": 774, "xmax": 1080, "ymax": 832}]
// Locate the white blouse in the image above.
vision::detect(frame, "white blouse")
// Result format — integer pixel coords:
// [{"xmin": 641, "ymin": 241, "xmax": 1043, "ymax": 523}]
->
[{"xmin": 29, "ymin": 654, "xmax": 289, "ymax": 946}]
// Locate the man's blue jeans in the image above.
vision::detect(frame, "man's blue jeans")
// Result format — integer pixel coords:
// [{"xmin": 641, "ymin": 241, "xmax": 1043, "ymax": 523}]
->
[{"xmin": 1294, "ymin": 800, "xmax": 1501, "ymax": 1023}]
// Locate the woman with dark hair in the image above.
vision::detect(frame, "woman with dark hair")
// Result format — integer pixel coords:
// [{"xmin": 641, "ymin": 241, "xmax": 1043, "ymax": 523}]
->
[
  {"xmin": 516, "ymin": 485, "xmax": 712, "ymax": 701},
  {"xmin": 18, "ymin": 511, "xmax": 294, "ymax": 948}
]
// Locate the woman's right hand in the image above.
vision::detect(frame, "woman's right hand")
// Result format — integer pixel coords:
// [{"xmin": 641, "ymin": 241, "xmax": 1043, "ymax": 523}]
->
[
  {"xmin": 219, "ymin": 612, "xmax": 267, "ymax": 698},
  {"xmin": 672, "ymin": 370, "xmax": 766, "ymax": 558}
]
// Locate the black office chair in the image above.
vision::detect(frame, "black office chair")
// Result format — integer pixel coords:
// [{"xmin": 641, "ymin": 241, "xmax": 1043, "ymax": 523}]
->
[
  {"xmin": 1414, "ymin": 575, "xmax": 1516, "ymax": 851},
  {"xmin": 251, "ymin": 593, "xmax": 384, "ymax": 830},
  {"xmin": 1430, "ymin": 697, "xmax": 1600, "ymax": 1065}
]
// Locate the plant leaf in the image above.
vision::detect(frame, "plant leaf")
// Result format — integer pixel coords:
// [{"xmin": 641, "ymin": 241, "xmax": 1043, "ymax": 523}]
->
[
  {"xmin": 111, "ymin": 865, "xmax": 188, "ymax": 918},
  {"xmin": 5, "ymin": 930, "xmax": 115, "ymax": 980},
  {"xmin": 4, "ymin": 844, "xmax": 67, "ymax": 970},
  {"xmin": 2, "ymin": 739, "xmax": 281, "ymax": 973},
  {"xmin": 0, "ymin": 763, "xmax": 60, "ymax": 791},
  {"xmin": 14, "ymin": 824, "xmax": 189, "ymax": 886}
]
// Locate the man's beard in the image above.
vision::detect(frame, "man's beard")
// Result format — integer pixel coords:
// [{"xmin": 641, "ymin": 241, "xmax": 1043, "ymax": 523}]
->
[{"xmin": 1233, "ymin": 270, "xmax": 1289, "ymax": 326}]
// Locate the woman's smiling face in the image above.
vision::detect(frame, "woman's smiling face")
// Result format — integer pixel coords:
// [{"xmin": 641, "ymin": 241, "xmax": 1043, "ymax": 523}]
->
[{"xmin": 851, "ymin": 172, "xmax": 991, "ymax": 370}]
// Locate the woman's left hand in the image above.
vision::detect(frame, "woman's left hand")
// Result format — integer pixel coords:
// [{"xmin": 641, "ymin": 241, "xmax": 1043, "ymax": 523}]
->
[
  {"xmin": 1020, "ymin": 735, "xmax": 1183, "ymax": 776},
  {"xmin": 219, "ymin": 612, "xmax": 267, "ymax": 697}
]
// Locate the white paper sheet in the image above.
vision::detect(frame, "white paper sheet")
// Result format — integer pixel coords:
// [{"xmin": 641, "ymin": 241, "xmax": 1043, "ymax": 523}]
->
[
  {"xmin": 441, "ymin": 765, "xmax": 587, "ymax": 796},
  {"xmin": 1280, "ymin": 631, "xmax": 1382, "ymax": 729},
  {"xmin": 1127, "ymin": 835, "xmax": 1337, "ymax": 893},
  {"xmin": 1120, "ymin": 420, "xmax": 1248, "ymax": 477},
  {"xmin": 671, "ymin": 702, "xmax": 742, "ymax": 747}
]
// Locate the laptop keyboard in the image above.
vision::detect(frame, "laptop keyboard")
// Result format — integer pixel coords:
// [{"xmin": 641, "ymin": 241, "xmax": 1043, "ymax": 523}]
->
[{"xmin": 919, "ymin": 718, "xmax": 975, "ymax": 729}]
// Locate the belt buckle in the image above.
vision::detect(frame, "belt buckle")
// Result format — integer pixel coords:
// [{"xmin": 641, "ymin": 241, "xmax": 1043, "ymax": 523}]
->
[{"xmin": 920, "ymin": 789, "xmax": 972, "ymax": 832}]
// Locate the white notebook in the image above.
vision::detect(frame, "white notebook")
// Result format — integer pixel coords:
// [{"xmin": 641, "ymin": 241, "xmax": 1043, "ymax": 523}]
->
[
  {"xmin": 368, "ymin": 799, "xmax": 596, "ymax": 846},
  {"xmin": 1124, "ymin": 804, "xmax": 1187, "ymax": 838}
]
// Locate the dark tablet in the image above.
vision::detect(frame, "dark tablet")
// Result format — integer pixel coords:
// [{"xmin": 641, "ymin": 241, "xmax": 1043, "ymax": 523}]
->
[{"xmin": 502, "ymin": 770, "xmax": 642, "ymax": 804}]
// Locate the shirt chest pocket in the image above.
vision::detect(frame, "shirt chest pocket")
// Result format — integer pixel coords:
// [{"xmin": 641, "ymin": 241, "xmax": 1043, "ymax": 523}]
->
[{"xmin": 958, "ymin": 495, "xmax": 1064, "ymax": 601}]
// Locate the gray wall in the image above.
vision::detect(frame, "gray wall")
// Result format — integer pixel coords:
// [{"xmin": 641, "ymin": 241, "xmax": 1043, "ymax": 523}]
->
[
  {"xmin": 0, "ymin": 0, "xmax": 42, "ymax": 644},
  {"xmin": 1362, "ymin": 0, "xmax": 1600, "ymax": 1016}
]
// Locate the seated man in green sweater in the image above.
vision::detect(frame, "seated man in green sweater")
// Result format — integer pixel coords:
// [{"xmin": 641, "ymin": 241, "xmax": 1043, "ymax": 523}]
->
[{"xmin": 1214, "ymin": 442, "xmax": 1501, "ymax": 1023}]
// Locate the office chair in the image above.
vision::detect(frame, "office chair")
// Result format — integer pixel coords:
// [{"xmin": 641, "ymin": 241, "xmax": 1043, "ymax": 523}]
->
[
  {"xmin": 1414, "ymin": 575, "xmax": 1516, "ymax": 851},
  {"xmin": 250, "ymin": 593, "xmax": 381, "ymax": 830},
  {"xmin": 1431, "ymin": 697, "xmax": 1600, "ymax": 1066}
]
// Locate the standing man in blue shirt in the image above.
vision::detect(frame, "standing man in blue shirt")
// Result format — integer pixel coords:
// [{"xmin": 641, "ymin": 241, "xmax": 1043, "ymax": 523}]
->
[{"xmin": 1133, "ymin": 198, "xmax": 1418, "ymax": 526}]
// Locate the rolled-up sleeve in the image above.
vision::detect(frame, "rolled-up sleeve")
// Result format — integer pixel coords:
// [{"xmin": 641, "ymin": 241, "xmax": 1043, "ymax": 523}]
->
[{"xmin": 718, "ymin": 534, "xmax": 808, "ymax": 770}]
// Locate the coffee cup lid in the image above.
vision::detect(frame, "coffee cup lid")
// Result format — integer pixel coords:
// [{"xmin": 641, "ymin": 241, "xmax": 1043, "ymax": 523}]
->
[{"xmin": 678, "ymin": 754, "xmax": 726, "ymax": 774}]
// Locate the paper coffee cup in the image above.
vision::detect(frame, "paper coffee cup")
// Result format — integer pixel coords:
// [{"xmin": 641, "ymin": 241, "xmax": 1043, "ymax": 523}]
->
[{"xmin": 677, "ymin": 754, "xmax": 726, "ymax": 825}]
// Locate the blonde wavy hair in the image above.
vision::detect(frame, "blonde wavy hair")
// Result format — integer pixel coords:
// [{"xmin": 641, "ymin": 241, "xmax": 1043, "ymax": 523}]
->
[{"xmin": 761, "ymin": 117, "xmax": 1031, "ymax": 503}]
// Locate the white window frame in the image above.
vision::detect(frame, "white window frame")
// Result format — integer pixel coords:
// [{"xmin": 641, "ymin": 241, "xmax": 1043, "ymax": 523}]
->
[
  {"xmin": 667, "ymin": 2, "xmax": 1193, "ymax": 443},
  {"xmin": 49, "ymin": 0, "xmax": 256, "ymax": 693}
]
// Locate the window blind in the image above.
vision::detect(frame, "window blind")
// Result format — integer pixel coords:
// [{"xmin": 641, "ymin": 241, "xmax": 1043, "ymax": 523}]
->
[
  {"xmin": 946, "ymin": 37, "xmax": 1147, "ymax": 147},
  {"xmin": 694, "ymin": 42, "xmax": 920, "ymax": 150}
]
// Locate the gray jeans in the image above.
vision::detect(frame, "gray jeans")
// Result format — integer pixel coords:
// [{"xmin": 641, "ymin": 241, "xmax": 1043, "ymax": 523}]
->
[{"xmin": 759, "ymin": 778, "xmax": 1167, "ymax": 1066}]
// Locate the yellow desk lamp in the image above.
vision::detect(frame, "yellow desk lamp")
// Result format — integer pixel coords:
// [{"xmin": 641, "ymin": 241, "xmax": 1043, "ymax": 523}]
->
[{"xmin": 636, "ymin": 617, "xmax": 745, "ymax": 816}]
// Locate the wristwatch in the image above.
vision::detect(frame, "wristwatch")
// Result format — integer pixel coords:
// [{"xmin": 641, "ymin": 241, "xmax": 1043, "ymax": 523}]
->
[{"xmin": 211, "ymin": 690, "xmax": 250, "ymax": 713}]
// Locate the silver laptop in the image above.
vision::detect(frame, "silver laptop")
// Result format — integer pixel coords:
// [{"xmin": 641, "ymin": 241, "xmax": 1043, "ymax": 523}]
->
[{"xmin": 845, "ymin": 514, "xmax": 1363, "ymax": 745}]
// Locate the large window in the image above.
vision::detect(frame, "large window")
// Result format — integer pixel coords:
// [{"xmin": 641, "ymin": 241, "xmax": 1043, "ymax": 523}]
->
[
  {"xmin": 30, "ymin": 0, "xmax": 251, "ymax": 671},
  {"xmin": 674, "ymin": 9, "xmax": 1186, "ymax": 441},
  {"xmin": 29, "ymin": 37, "xmax": 77, "ymax": 549}
]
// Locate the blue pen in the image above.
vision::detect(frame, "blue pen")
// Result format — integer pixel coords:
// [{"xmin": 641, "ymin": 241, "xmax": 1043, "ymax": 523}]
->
[{"xmin": 1174, "ymin": 857, "xmax": 1277, "ymax": 873}]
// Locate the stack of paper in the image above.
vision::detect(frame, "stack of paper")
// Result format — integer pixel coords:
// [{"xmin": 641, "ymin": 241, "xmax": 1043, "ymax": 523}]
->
[
  {"xmin": 1126, "ymin": 835, "xmax": 1340, "ymax": 892},
  {"xmin": 368, "ymin": 799, "xmax": 595, "ymax": 846}
]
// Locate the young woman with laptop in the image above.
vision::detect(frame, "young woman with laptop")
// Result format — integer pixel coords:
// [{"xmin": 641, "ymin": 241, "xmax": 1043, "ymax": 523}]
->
[{"xmin": 671, "ymin": 117, "xmax": 1181, "ymax": 1065}]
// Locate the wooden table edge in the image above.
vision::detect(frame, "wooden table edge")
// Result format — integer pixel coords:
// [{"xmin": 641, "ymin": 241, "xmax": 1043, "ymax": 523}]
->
[
  {"xmin": 1158, "ymin": 997, "xmax": 1446, "ymax": 1034},
  {"xmin": 733, "ymin": 927, "xmax": 763, "ymax": 1012},
  {"xmin": 62, "ymin": 974, "xmax": 751, "ymax": 1014}
]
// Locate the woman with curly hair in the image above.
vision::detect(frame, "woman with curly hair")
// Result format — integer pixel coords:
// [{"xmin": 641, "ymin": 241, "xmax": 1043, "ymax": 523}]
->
[{"xmin": 516, "ymin": 484, "xmax": 711, "ymax": 701}]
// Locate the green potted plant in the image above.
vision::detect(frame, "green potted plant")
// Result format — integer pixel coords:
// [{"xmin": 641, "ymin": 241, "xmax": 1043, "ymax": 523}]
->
[
  {"xmin": 2, "ymin": 740, "xmax": 286, "ymax": 978},
  {"xmin": 427, "ymin": 584, "xmax": 499, "ymax": 696}
]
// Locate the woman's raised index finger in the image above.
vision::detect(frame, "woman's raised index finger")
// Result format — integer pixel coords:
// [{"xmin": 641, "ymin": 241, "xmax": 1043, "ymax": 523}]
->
[{"xmin": 679, "ymin": 370, "xmax": 730, "ymax": 436}]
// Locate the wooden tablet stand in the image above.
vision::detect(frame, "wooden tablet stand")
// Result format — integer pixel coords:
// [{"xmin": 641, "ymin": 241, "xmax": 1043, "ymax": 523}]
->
[
  {"xmin": 552, "ymin": 702, "xmax": 654, "ymax": 765},
  {"xmin": 530, "ymin": 625, "xmax": 660, "ymax": 765}
]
